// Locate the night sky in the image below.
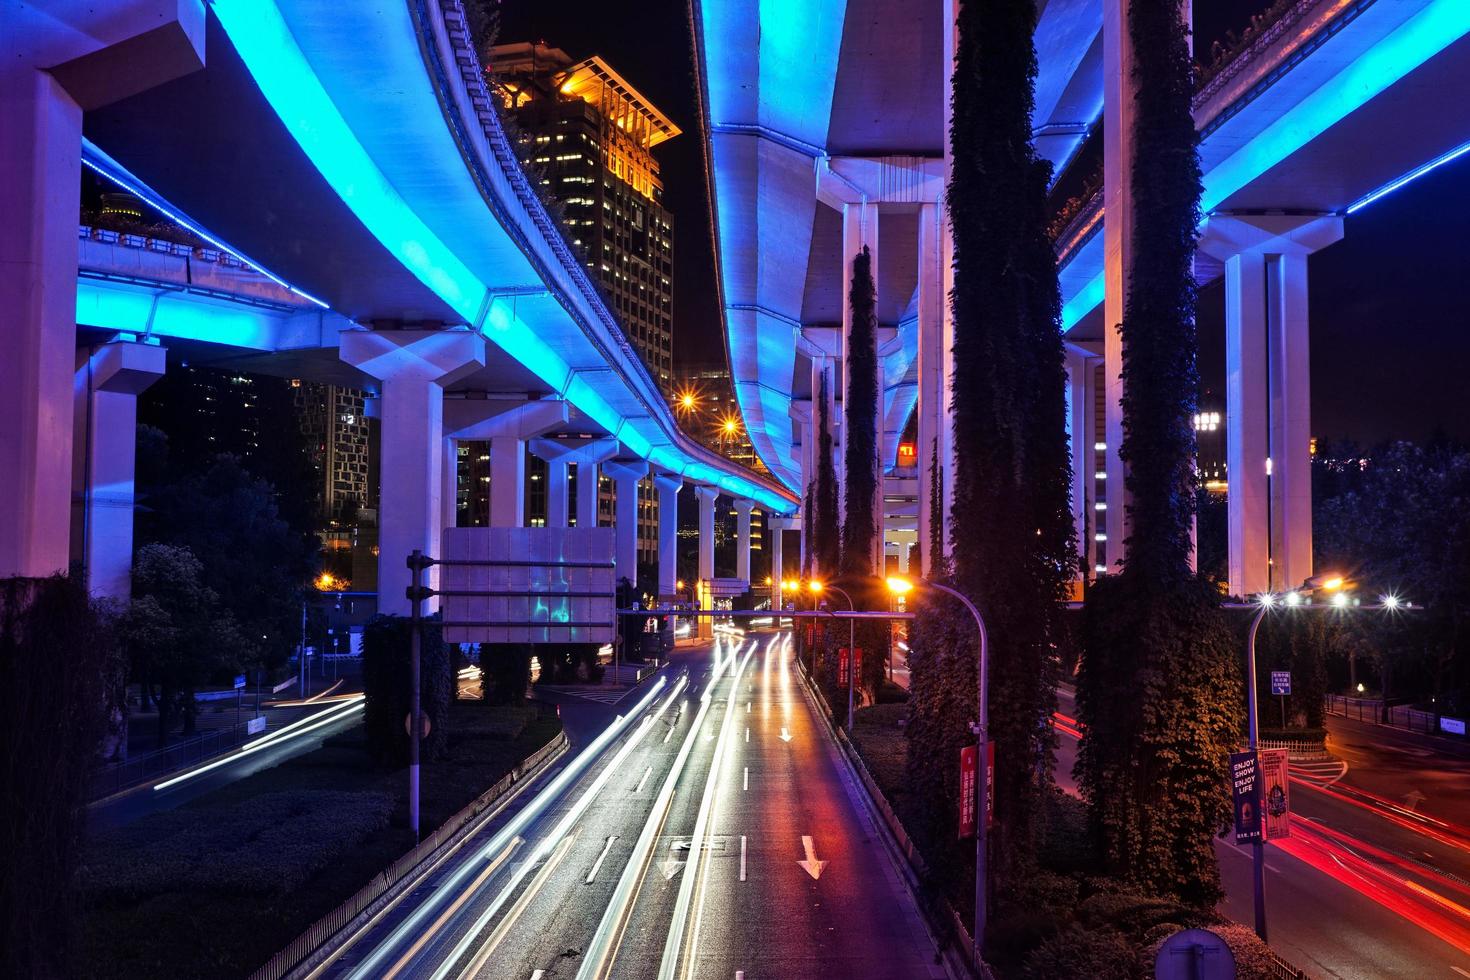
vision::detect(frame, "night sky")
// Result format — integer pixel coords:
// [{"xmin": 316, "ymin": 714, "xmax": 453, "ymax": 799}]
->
[{"xmin": 497, "ymin": 0, "xmax": 1470, "ymax": 444}]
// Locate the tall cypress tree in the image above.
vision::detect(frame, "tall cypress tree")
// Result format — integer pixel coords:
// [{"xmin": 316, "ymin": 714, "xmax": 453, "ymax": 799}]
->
[
  {"xmin": 1074, "ymin": 0, "xmax": 1242, "ymax": 906},
  {"xmin": 938, "ymin": 0, "xmax": 1077, "ymax": 883},
  {"xmin": 814, "ymin": 371, "xmax": 841, "ymax": 578},
  {"xmin": 842, "ymin": 247, "xmax": 880, "ymax": 578}
]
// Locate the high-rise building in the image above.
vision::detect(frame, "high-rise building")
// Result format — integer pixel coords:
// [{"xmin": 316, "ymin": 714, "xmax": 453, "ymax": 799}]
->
[
  {"xmin": 674, "ymin": 363, "xmax": 762, "ymax": 473},
  {"xmin": 293, "ymin": 382, "xmax": 373, "ymax": 522},
  {"xmin": 487, "ymin": 41, "xmax": 677, "ymax": 395}
]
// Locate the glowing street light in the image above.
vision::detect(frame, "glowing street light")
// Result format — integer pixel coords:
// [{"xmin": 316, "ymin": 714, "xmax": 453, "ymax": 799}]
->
[{"xmin": 885, "ymin": 575, "xmax": 990, "ymax": 962}]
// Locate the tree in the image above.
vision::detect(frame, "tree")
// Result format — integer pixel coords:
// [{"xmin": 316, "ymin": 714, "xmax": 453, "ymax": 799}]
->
[
  {"xmin": 121, "ymin": 544, "xmax": 243, "ymax": 745},
  {"xmin": 1, "ymin": 575, "xmax": 121, "ymax": 977},
  {"xmin": 1074, "ymin": 0, "xmax": 1241, "ymax": 906},
  {"xmin": 923, "ymin": 0, "xmax": 1077, "ymax": 892},
  {"xmin": 842, "ymin": 246, "xmax": 880, "ymax": 578}
]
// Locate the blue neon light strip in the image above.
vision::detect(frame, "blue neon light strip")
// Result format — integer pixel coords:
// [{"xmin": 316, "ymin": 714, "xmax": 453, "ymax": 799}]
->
[
  {"xmin": 216, "ymin": 0, "xmax": 791, "ymax": 512},
  {"xmin": 1345, "ymin": 136, "xmax": 1470, "ymax": 213},
  {"xmin": 81, "ymin": 146, "xmax": 329, "ymax": 309},
  {"xmin": 1201, "ymin": 0, "xmax": 1470, "ymax": 212}
]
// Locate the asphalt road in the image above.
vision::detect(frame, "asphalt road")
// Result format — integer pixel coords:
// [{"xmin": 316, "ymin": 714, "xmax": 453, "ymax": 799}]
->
[
  {"xmin": 313, "ymin": 631, "xmax": 945, "ymax": 980},
  {"xmin": 1054, "ymin": 686, "xmax": 1470, "ymax": 978}
]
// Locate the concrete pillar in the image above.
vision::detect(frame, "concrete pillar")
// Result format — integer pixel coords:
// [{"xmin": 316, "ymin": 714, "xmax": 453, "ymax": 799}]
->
[
  {"xmin": 341, "ymin": 330, "xmax": 485, "ymax": 614},
  {"xmin": 939, "ymin": 0, "xmax": 959, "ymax": 561},
  {"xmin": 489, "ymin": 436, "xmax": 525, "ymax": 528},
  {"xmin": 70, "ymin": 341, "xmax": 166, "ymax": 599},
  {"xmin": 733, "ymin": 499, "xmax": 754, "ymax": 585},
  {"xmin": 441, "ymin": 437, "xmax": 458, "ymax": 533},
  {"xmin": 603, "ymin": 459, "xmax": 648, "ymax": 589},
  {"xmin": 545, "ymin": 459, "xmax": 570, "ymax": 528},
  {"xmin": 654, "ymin": 473, "xmax": 682, "ymax": 599},
  {"xmin": 917, "ymin": 202, "xmax": 944, "ymax": 575},
  {"xmin": 0, "ymin": 3, "xmax": 203, "ymax": 580},
  {"xmin": 1201, "ymin": 214, "xmax": 1342, "ymax": 595},
  {"xmin": 1064, "ymin": 346, "xmax": 1098, "ymax": 585},
  {"xmin": 695, "ymin": 486, "xmax": 719, "ymax": 584},
  {"xmin": 768, "ymin": 516, "xmax": 788, "ymax": 607},
  {"xmin": 1100, "ymin": 0, "xmax": 1136, "ymax": 571},
  {"xmin": 529, "ymin": 436, "xmax": 618, "ymax": 531},
  {"xmin": 789, "ymin": 398, "xmax": 813, "ymax": 570}
]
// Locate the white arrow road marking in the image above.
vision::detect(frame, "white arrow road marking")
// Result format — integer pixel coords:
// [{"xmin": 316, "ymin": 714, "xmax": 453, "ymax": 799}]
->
[
  {"xmin": 634, "ymin": 767, "xmax": 652, "ymax": 794},
  {"xmin": 532, "ymin": 971, "xmax": 544, "ymax": 979},
  {"xmin": 797, "ymin": 835, "xmax": 827, "ymax": 880},
  {"xmin": 740, "ymin": 836, "xmax": 747, "ymax": 882},
  {"xmin": 1403, "ymin": 789, "xmax": 1426, "ymax": 811},
  {"xmin": 743, "ymin": 767, "xmax": 749, "ymax": 791},
  {"xmin": 661, "ymin": 840, "xmax": 686, "ymax": 880},
  {"xmin": 704, "ymin": 727, "xmax": 715, "ymax": 742},
  {"xmin": 586, "ymin": 836, "xmax": 618, "ymax": 884},
  {"xmin": 779, "ymin": 728, "xmax": 793, "ymax": 742}
]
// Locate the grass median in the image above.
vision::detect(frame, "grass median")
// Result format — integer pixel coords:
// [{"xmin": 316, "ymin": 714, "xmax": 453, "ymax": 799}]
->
[{"xmin": 77, "ymin": 702, "xmax": 561, "ymax": 979}]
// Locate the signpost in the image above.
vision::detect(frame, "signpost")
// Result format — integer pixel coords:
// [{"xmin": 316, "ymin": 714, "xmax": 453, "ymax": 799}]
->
[{"xmin": 1271, "ymin": 670, "xmax": 1292, "ymax": 728}]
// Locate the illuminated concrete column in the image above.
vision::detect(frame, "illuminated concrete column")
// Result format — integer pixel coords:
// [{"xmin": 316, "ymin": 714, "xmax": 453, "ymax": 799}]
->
[
  {"xmin": 939, "ymin": 0, "xmax": 959, "ymax": 559},
  {"xmin": 733, "ymin": 499, "xmax": 754, "ymax": 585},
  {"xmin": 917, "ymin": 201, "xmax": 945, "ymax": 575},
  {"xmin": 544, "ymin": 459, "xmax": 570, "ymax": 528},
  {"xmin": 654, "ymin": 473, "xmax": 683, "ymax": 599},
  {"xmin": 788, "ymin": 398, "xmax": 813, "ymax": 569},
  {"xmin": 0, "ymin": 4, "xmax": 202, "ymax": 579},
  {"xmin": 1201, "ymin": 214, "xmax": 1343, "ymax": 595},
  {"xmin": 69, "ymin": 341, "xmax": 166, "ymax": 599},
  {"xmin": 445, "ymin": 399, "xmax": 569, "ymax": 530},
  {"xmin": 341, "ymin": 330, "xmax": 485, "ymax": 614},
  {"xmin": 530, "ymin": 436, "xmax": 617, "ymax": 531},
  {"xmin": 1064, "ymin": 346, "xmax": 1099, "ymax": 583},
  {"xmin": 1100, "ymin": 0, "xmax": 1137, "ymax": 571},
  {"xmin": 768, "ymin": 516, "xmax": 789, "ymax": 607},
  {"xmin": 603, "ymin": 459, "xmax": 648, "ymax": 588},
  {"xmin": 840, "ymin": 201, "xmax": 881, "ymax": 531},
  {"xmin": 695, "ymin": 485, "xmax": 719, "ymax": 584}
]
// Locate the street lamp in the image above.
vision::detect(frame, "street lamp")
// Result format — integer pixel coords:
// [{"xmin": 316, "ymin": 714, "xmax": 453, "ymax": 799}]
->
[
  {"xmin": 1241, "ymin": 573, "xmax": 1402, "ymax": 942},
  {"xmin": 886, "ymin": 575, "xmax": 990, "ymax": 960}
]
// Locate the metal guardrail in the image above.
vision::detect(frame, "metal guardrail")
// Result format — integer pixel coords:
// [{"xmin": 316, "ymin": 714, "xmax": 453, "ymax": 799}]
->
[
  {"xmin": 1326, "ymin": 694, "xmax": 1464, "ymax": 738},
  {"xmin": 91, "ymin": 722, "xmax": 252, "ymax": 801}
]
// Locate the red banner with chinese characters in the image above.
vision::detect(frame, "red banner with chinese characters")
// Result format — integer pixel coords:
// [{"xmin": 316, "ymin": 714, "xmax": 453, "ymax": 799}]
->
[
  {"xmin": 1260, "ymin": 748, "xmax": 1291, "ymax": 841},
  {"xmin": 959, "ymin": 746, "xmax": 977, "ymax": 839}
]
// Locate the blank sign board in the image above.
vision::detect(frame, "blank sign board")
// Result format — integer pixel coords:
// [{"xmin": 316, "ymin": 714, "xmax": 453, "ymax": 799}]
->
[{"xmin": 439, "ymin": 527, "xmax": 615, "ymax": 644}]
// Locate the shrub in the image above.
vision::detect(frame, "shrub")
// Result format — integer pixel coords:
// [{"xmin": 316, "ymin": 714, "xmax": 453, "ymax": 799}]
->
[
  {"xmin": 362, "ymin": 614, "xmax": 452, "ymax": 764},
  {"xmin": 78, "ymin": 790, "xmax": 393, "ymax": 903},
  {"xmin": 1023, "ymin": 923, "xmax": 1136, "ymax": 980},
  {"xmin": 1077, "ymin": 889, "xmax": 1195, "ymax": 939},
  {"xmin": 1039, "ymin": 786, "xmax": 1099, "ymax": 874}
]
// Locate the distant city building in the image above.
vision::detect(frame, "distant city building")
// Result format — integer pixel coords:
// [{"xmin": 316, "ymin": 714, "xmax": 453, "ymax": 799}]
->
[
  {"xmin": 293, "ymin": 382, "xmax": 372, "ymax": 522},
  {"xmin": 487, "ymin": 41, "xmax": 677, "ymax": 395},
  {"xmin": 1194, "ymin": 408, "xmax": 1227, "ymax": 493},
  {"xmin": 674, "ymin": 363, "xmax": 763, "ymax": 473}
]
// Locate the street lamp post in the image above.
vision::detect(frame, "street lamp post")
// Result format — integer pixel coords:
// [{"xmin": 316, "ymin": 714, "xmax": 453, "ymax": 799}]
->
[
  {"xmin": 887, "ymin": 576, "xmax": 989, "ymax": 961},
  {"xmin": 1240, "ymin": 575, "xmax": 1403, "ymax": 942}
]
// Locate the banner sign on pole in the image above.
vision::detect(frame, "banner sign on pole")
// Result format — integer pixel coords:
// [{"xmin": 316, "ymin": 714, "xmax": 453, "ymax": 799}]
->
[
  {"xmin": 959, "ymin": 745, "xmax": 977, "ymax": 839},
  {"xmin": 839, "ymin": 647, "xmax": 849, "ymax": 680},
  {"xmin": 1230, "ymin": 750, "xmax": 1261, "ymax": 844},
  {"xmin": 1260, "ymin": 748, "xmax": 1291, "ymax": 841},
  {"xmin": 985, "ymin": 742, "xmax": 995, "ymax": 830},
  {"xmin": 1270, "ymin": 671, "xmax": 1291, "ymax": 696}
]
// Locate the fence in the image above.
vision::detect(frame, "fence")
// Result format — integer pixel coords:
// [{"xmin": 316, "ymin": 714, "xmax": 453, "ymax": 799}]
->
[
  {"xmin": 91, "ymin": 722, "xmax": 253, "ymax": 801},
  {"xmin": 1326, "ymin": 694, "xmax": 1467, "ymax": 739}
]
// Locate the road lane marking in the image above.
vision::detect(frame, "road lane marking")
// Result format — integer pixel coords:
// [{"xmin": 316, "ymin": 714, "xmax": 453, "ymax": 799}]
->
[
  {"xmin": 532, "ymin": 971, "xmax": 544, "ymax": 979},
  {"xmin": 457, "ymin": 833, "xmax": 577, "ymax": 979},
  {"xmin": 745, "ymin": 727, "xmax": 749, "ymax": 743},
  {"xmin": 746, "ymin": 701, "xmax": 751, "ymax": 713},
  {"xmin": 663, "ymin": 724, "xmax": 675, "ymax": 744},
  {"xmin": 779, "ymin": 727, "xmax": 793, "ymax": 742},
  {"xmin": 379, "ymin": 837, "xmax": 522, "ymax": 980},
  {"xmin": 743, "ymin": 767, "xmax": 749, "ymax": 791},
  {"xmin": 634, "ymin": 767, "xmax": 652, "ymax": 794},
  {"xmin": 740, "ymin": 836, "xmax": 747, "ymax": 882},
  {"xmin": 662, "ymin": 840, "xmax": 686, "ymax": 880},
  {"xmin": 586, "ymin": 836, "xmax": 618, "ymax": 884},
  {"xmin": 1451, "ymin": 966, "xmax": 1470, "ymax": 978},
  {"xmin": 797, "ymin": 836, "xmax": 827, "ymax": 880}
]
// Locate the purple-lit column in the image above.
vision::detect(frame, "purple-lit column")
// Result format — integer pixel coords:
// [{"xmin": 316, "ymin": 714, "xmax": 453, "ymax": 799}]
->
[
  {"xmin": 70, "ymin": 341, "xmax": 166, "ymax": 599},
  {"xmin": 733, "ymin": 498, "xmax": 754, "ymax": 586},
  {"xmin": 917, "ymin": 202, "xmax": 946, "ymax": 576},
  {"xmin": 1064, "ymin": 345, "xmax": 1099, "ymax": 584},
  {"xmin": 1201, "ymin": 215, "xmax": 1343, "ymax": 595},
  {"xmin": 341, "ymin": 330, "xmax": 485, "ymax": 614},
  {"xmin": 530, "ymin": 436, "xmax": 617, "ymax": 530},
  {"xmin": 695, "ymin": 486, "xmax": 719, "ymax": 584},
  {"xmin": 603, "ymin": 459, "xmax": 649, "ymax": 589},
  {"xmin": 0, "ymin": 4, "xmax": 202, "ymax": 580},
  {"xmin": 654, "ymin": 473, "xmax": 683, "ymax": 600}
]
